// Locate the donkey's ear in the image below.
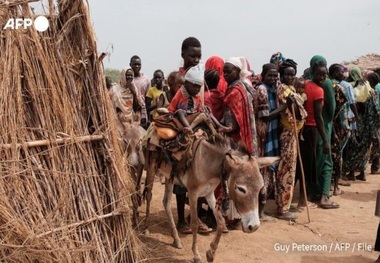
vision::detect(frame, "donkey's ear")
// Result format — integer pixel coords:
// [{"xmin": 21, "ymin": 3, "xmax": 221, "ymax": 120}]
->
[
  {"xmin": 256, "ymin": 156, "xmax": 280, "ymax": 168},
  {"xmin": 224, "ymin": 154, "xmax": 238, "ymax": 174}
]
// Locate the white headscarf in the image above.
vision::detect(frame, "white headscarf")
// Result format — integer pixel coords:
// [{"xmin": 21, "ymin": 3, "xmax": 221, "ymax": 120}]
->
[
  {"xmin": 184, "ymin": 64, "xmax": 204, "ymax": 86},
  {"xmin": 225, "ymin": 57, "xmax": 251, "ymax": 80}
]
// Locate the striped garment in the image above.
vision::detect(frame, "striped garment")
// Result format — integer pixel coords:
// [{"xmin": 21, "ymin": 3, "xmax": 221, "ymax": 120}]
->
[{"xmin": 264, "ymin": 84, "xmax": 279, "ymax": 171}]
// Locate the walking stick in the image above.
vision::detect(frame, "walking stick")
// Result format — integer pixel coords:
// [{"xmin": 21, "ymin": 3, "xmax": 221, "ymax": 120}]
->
[{"xmin": 290, "ymin": 103, "xmax": 311, "ymax": 223}]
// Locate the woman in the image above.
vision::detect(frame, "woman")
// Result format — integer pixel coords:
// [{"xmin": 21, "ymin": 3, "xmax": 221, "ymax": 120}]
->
[
  {"xmin": 328, "ymin": 64, "xmax": 349, "ymax": 196},
  {"xmin": 276, "ymin": 59, "xmax": 308, "ymax": 220},
  {"xmin": 222, "ymin": 57, "xmax": 257, "ymax": 156},
  {"xmin": 344, "ymin": 68, "xmax": 379, "ymax": 181},
  {"xmin": 109, "ymin": 68, "xmax": 144, "ymax": 124},
  {"xmin": 253, "ymin": 63, "xmax": 287, "ymax": 219},
  {"xmin": 205, "ymin": 56, "xmax": 228, "ymax": 94},
  {"xmin": 301, "ymin": 56, "xmax": 338, "ymax": 209},
  {"xmin": 204, "ymin": 69, "xmax": 225, "ymax": 121},
  {"xmin": 220, "ymin": 57, "xmax": 257, "ymax": 229},
  {"xmin": 368, "ymin": 73, "xmax": 380, "ymax": 174}
]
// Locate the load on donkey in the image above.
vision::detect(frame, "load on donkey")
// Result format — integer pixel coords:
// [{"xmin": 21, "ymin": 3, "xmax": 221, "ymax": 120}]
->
[{"xmin": 142, "ymin": 107, "xmax": 279, "ymax": 263}]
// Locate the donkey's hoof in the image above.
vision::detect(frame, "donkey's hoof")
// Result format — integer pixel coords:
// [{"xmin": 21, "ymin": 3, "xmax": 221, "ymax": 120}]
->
[
  {"xmin": 206, "ymin": 250, "xmax": 215, "ymax": 262},
  {"xmin": 194, "ymin": 258, "xmax": 202, "ymax": 263},
  {"xmin": 172, "ymin": 240, "xmax": 182, "ymax": 249},
  {"xmin": 143, "ymin": 229, "xmax": 150, "ymax": 235}
]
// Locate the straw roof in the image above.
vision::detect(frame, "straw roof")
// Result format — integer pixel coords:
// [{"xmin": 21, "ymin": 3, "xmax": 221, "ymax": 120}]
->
[
  {"xmin": 344, "ymin": 53, "xmax": 380, "ymax": 71},
  {"xmin": 0, "ymin": 1, "xmax": 142, "ymax": 262}
]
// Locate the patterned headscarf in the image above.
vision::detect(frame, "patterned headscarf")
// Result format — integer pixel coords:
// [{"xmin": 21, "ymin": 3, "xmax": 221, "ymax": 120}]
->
[{"xmin": 270, "ymin": 52, "xmax": 286, "ymax": 67}]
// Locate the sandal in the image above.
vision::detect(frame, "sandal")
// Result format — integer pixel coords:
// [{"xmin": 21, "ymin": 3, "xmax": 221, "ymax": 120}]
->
[
  {"xmin": 297, "ymin": 202, "xmax": 318, "ymax": 210},
  {"xmin": 289, "ymin": 205, "xmax": 301, "ymax": 212},
  {"xmin": 333, "ymin": 189, "xmax": 344, "ymax": 196},
  {"xmin": 198, "ymin": 221, "xmax": 212, "ymax": 234},
  {"xmin": 338, "ymin": 178, "xmax": 351, "ymax": 186},
  {"xmin": 320, "ymin": 201, "xmax": 339, "ymax": 209},
  {"xmin": 277, "ymin": 211, "xmax": 297, "ymax": 220},
  {"xmin": 177, "ymin": 223, "xmax": 192, "ymax": 234}
]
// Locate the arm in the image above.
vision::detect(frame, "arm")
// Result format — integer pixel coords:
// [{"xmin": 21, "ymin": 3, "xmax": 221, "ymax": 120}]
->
[
  {"xmin": 350, "ymin": 103, "xmax": 359, "ymax": 121},
  {"xmin": 260, "ymin": 96, "xmax": 293, "ymax": 121},
  {"xmin": 260, "ymin": 103, "xmax": 288, "ymax": 121},
  {"xmin": 145, "ymin": 97, "xmax": 157, "ymax": 112},
  {"xmin": 156, "ymin": 94, "xmax": 165, "ymax": 108},
  {"xmin": 314, "ymin": 99, "xmax": 330, "ymax": 154}
]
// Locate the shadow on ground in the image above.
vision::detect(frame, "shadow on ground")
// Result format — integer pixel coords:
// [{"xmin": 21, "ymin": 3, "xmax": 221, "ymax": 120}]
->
[{"xmin": 339, "ymin": 188, "xmax": 377, "ymax": 202}]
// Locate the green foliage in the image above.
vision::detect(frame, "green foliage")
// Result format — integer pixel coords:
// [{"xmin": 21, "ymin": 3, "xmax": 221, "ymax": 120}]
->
[{"xmin": 104, "ymin": 68, "xmax": 121, "ymax": 83}]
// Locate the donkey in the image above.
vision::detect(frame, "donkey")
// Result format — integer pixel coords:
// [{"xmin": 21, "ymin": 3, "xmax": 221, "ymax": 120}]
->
[
  {"xmin": 117, "ymin": 120, "xmax": 146, "ymax": 227},
  {"xmin": 161, "ymin": 135, "xmax": 279, "ymax": 263}
]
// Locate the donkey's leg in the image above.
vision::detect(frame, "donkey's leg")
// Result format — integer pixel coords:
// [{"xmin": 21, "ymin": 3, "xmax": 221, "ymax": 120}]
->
[
  {"xmin": 188, "ymin": 191, "xmax": 202, "ymax": 263},
  {"xmin": 205, "ymin": 193, "xmax": 224, "ymax": 263},
  {"xmin": 163, "ymin": 179, "xmax": 182, "ymax": 249},
  {"xmin": 143, "ymin": 158, "xmax": 156, "ymax": 235},
  {"xmin": 136, "ymin": 164, "xmax": 144, "ymax": 206},
  {"xmin": 130, "ymin": 168, "xmax": 140, "ymax": 229}
]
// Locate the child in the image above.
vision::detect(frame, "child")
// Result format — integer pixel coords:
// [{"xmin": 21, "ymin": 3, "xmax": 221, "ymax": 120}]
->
[
  {"xmin": 204, "ymin": 69, "xmax": 225, "ymax": 121},
  {"xmin": 168, "ymin": 64, "xmax": 231, "ymax": 134},
  {"xmin": 166, "ymin": 71, "xmax": 184, "ymax": 102},
  {"xmin": 146, "ymin": 69, "xmax": 170, "ymax": 120},
  {"xmin": 295, "ymin": 77, "xmax": 307, "ymax": 104}
]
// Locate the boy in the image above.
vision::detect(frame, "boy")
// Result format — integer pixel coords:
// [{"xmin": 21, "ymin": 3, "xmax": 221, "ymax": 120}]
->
[{"xmin": 168, "ymin": 64, "xmax": 231, "ymax": 134}]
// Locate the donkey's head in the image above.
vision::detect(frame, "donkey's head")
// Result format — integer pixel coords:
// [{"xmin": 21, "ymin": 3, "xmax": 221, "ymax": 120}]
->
[
  {"xmin": 224, "ymin": 154, "xmax": 280, "ymax": 233},
  {"xmin": 122, "ymin": 122, "xmax": 146, "ymax": 169}
]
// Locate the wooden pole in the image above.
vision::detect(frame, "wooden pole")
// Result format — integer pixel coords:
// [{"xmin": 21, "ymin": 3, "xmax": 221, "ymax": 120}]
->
[
  {"xmin": 291, "ymin": 104, "xmax": 311, "ymax": 223},
  {"xmin": 0, "ymin": 134, "xmax": 104, "ymax": 149}
]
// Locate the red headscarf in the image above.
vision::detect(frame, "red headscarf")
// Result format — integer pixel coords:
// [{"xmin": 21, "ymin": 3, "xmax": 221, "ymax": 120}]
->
[{"xmin": 205, "ymin": 56, "xmax": 228, "ymax": 94}]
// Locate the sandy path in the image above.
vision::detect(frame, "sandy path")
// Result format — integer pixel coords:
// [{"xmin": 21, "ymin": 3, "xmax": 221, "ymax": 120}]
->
[{"xmin": 137, "ymin": 167, "xmax": 379, "ymax": 263}]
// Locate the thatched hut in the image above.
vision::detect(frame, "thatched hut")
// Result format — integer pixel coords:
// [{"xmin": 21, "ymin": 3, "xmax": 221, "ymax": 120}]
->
[{"xmin": 0, "ymin": 0, "xmax": 142, "ymax": 262}]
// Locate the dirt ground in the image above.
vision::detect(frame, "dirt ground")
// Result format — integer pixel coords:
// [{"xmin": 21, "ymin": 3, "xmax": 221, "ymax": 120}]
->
[{"xmin": 136, "ymin": 166, "xmax": 380, "ymax": 263}]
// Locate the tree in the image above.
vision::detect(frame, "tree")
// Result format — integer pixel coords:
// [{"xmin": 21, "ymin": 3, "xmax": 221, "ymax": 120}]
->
[{"xmin": 104, "ymin": 68, "xmax": 121, "ymax": 83}]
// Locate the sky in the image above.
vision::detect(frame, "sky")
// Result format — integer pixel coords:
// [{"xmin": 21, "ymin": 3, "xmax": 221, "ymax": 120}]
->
[{"xmin": 87, "ymin": 0, "xmax": 380, "ymax": 78}]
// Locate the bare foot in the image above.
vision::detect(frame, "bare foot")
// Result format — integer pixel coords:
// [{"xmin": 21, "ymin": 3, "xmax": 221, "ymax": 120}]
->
[
  {"xmin": 218, "ymin": 126, "xmax": 232, "ymax": 133},
  {"xmin": 260, "ymin": 212, "xmax": 277, "ymax": 222},
  {"xmin": 333, "ymin": 188, "xmax": 344, "ymax": 196}
]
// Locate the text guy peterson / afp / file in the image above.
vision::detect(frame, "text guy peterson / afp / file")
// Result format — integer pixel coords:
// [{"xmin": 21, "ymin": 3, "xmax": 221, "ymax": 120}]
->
[{"xmin": 274, "ymin": 242, "xmax": 373, "ymax": 253}]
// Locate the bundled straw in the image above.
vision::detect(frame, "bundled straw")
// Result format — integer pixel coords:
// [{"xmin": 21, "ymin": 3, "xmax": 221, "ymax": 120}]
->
[{"xmin": 0, "ymin": 1, "xmax": 142, "ymax": 262}]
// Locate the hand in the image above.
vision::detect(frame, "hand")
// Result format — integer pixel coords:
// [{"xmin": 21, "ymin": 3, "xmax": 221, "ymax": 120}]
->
[
  {"xmin": 322, "ymin": 141, "xmax": 330, "ymax": 154},
  {"xmin": 286, "ymin": 95, "xmax": 294, "ymax": 106},
  {"xmin": 348, "ymin": 117, "xmax": 357, "ymax": 124},
  {"xmin": 126, "ymin": 81, "xmax": 137, "ymax": 94},
  {"xmin": 183, "ymin": 126, "xmax": 193, "ymax": 134}
]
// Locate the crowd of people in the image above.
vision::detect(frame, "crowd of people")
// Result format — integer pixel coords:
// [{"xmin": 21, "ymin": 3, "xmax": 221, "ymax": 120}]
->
[{"xmin": 105, "ymin": 36, "xmax": 380, "ymax": 239}]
